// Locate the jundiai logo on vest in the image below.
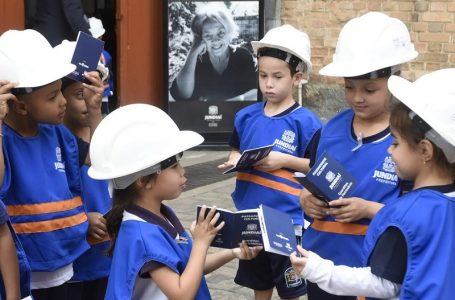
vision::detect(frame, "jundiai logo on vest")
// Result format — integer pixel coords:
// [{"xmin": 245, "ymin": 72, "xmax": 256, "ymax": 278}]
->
[{"xmin": 372, "ymin": 156, "xmax": 397, "ymax": 185}]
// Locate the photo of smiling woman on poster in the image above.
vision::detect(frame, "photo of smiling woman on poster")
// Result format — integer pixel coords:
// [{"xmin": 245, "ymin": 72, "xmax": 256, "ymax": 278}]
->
[{"xmin": 169, "ymin": 1, "xmax": 258, "ymax": 102}]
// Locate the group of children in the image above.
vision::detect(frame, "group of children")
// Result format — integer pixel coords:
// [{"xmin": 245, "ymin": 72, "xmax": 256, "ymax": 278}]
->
[{"xmin": 0, "ymin": 9, "xmax": 453, "ymax": 300}]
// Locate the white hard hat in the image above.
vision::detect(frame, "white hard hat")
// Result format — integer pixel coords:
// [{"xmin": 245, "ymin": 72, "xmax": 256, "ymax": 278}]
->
[
  {"xmin": 0, "ymin": 29, "xmax": 75, "ymax": 88},
  {"xmin": 88, "ymin": 17, "xmax": 106, "ymax": 39},
  {"xmin": 320, "ymin": 12, "xmax": 418, "ymax": 78},
  {"xmin": 251, "ymin": 24, "xmax": 312, "ymax": 74},
  {"xmin": 388, "ymin": 68, "xmax": 455, "ymax": 163},
  {"xmin": 54, "ymin": 40, "xmax": 109, "ymax": 82},
  {"xmin": 88, "ymin": 104, "xmax": 204, "ymax": 189}
]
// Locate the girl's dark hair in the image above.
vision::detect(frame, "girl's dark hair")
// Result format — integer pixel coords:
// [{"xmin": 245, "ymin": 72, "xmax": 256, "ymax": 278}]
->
[
  {"xmin": 390, "ymin": 101, "xmax": 455, "ymax": 177},
  {"xmin": 106, "ymin": 174, "xmax": 156, "ymax": 256}
]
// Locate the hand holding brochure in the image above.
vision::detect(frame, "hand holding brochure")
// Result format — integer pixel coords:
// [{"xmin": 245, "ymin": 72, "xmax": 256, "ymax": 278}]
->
[
  {"xmin": 223, "ymin": 143, "xmax": 275, "ymax": 174},
  {"xmin": 67, "ymin": 31, "xmax": 105, "ymax": 83},
  {"xmin": 294, "ymin": 151, "xmax": 357, "ymax": 205},
  {"xmin": 258, "ymin": 204, "xmax": 297, "ymax": 256},
  {"xmin": 196, "ymin": 204, "xmax": 296, "ymax": 256},
  {"xmin": 196, "ymin": 206, "xmax": 262, "ymax": 249}
]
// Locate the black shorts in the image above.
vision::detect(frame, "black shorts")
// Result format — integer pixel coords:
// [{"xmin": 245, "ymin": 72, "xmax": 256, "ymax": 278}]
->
[{"xmin": 234, "ymin": 249, "xmax": 307, "ymax": 299}]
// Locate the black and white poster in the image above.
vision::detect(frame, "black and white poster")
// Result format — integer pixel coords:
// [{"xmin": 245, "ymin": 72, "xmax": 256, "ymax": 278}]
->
[{"xmin": 164, "ymin": 0, "xmax": 263, "ymax": 144}]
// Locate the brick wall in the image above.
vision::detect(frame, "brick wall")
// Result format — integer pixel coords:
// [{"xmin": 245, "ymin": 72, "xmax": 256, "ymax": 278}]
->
[{"xmin": 281, "ymin": 0, "xmax": 455, "ymax": 84}]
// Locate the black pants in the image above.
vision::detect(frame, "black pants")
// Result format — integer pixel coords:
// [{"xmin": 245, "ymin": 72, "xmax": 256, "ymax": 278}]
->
[
  {"xmin": 67, "ymin": 278, "xmax": 108, "ymax": 300},
  {"xmin": 307, "ymin": 281, "xmax": 357, "ymax": 300},
  {"xmin": 32, "ymin": 282, "xmax": 70, "ymax": 300}
]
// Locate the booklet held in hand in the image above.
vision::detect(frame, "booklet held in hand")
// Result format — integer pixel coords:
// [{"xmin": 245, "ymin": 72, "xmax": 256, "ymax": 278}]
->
[
  {"xmin": 223, "ymin": 143, "xmax": 275, "ymax": 174},
  {"xmin": 294, "ymin": 152, "xmax": 357, "ymax": 205},
  {"xmin": 196, "ymin": 206, "xmax": 262, "ymax": 249},
  {"xmin": 67, "ymin": 31, "xmax": 105, "ymax": 83},
  {"xmin": 196, "ymin": 204, "xmax": 297, "ymax": 256}
]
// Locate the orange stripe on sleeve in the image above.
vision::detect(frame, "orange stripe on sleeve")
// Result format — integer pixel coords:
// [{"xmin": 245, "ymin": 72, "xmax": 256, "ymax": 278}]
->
[
  {"xmin": 311, "ymin": 219, "xmax": 368, "ymax": 236},
  {"xmin": 237, "ymin": 173, "xmax": 301, "ymax": 196},
  {"xmin": 7, "ymin": 197, "xmax": 83, "ymax": 216},
  {"xmin": 12, "ymin": 212, "xmax": 88, "ymax": 234}
]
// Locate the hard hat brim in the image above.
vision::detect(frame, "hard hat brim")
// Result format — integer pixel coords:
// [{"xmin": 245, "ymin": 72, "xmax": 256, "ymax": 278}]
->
[
  {"xmin": 388, "ymin": 72, "xmax": 455, "ymax": 150},
  {"xmin": 251, "ymin": 41, "xmax": 312, "ymax": 74}
]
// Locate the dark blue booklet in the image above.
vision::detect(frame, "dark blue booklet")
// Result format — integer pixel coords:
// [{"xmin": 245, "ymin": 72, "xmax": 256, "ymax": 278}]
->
[
  {"xmin": 223, "ymin": 143, "xmax": 275, "ymax": 174},
  {"xmin": 294, "ymin": 151, "xmax": 357, "ymax": 205},
  {"xmin": 258, "ymin": 204, "xmax": 297, "ymax": 256},
  {"xmin": 67, "ymin": 31, "xmax": 105, "ymax": 83},
  {"xmin": 196, "ymin": 206, "xmax": 262, "ymax": 248}
]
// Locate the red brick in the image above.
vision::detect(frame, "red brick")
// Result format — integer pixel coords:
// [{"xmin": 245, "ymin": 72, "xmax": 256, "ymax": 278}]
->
[
  {"xmin": 418, "ymin": 33, "xmax": 450, "ymax": 43},
  {"xmin": 429, "ymin": 2, "xmax": 447, "ymax": 12},
  {"xmin": 422, "ymin": 12, "xmax": 453, "ymax": 22},
  {"xmin": 444, "ymin": 44, "xmax": 455, "ymax": 53},
  {"xmin": 399, "ymin": 2, "xmax": 413, "ymax": 12},
  {"xmin": 412, "ymin": 23, "xmax": 427, "ymax": 32},
  {"xmin": 449, "ymin": 2, "xmax": 455, "ymax": 12}
]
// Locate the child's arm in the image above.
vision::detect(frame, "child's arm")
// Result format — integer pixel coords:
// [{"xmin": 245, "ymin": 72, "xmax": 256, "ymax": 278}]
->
[
  {"xmin": 0, "ymin": 223, "xmax": 20, "ymax": 300},
  {"xmin": 0, "ymin": 81, "xmax": 15, "ymax": 186},
  {"xmin": 203, "ymin": 241, "xmax": 262, "ymax": 274},
  {"xmin": 217, "ymin": 149, "xmax": 241, "ymax": 169},
  {"xmin": 81, "ymin": 71, "xmax": 104, "ymax": 165},
  {"xmin": 290, "ymin": 245, "xmax": 400, "ymax": 298},
  {"xmin": 254, "ymin": 151, "xmax": 310, "ymax": 173},
  {"xmin": 327, "ymin": 198, "xmax": 385, "ymax": 222},
  {"xmin": 149, "ymin": 206, "xmax": 223, "ymax": 300}
]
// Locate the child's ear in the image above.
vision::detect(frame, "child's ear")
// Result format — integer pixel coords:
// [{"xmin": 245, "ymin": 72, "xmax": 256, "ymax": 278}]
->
[
  {"xmin": 10, "ymin": 97, "xmax": 28, "ymax": 115},
  {"xmin": 293, "ymin": 72, "xmax": 303, "ymax": 86},
  {"xmin": 419, "ymin": 139, "xmax": 434, "ymax": 163}
]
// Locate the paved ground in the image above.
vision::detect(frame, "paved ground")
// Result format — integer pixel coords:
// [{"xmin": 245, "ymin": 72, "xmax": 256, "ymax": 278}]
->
[{"xmin": 165, "ymin": 150, "xmax": 308, "ymax": 300}]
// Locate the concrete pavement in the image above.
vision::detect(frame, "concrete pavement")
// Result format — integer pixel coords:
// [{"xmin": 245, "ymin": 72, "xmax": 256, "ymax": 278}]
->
[{"xmin": 165, "ymin": 150, "xmax": 308, "ymax": 300}]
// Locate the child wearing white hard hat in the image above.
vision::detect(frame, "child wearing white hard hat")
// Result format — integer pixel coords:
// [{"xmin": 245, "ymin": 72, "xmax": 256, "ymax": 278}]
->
[
  {"xmin": 299, "ymin": 11, "xmax": 418, "ymax": 300},
  {"xmin": 52, "ymin": 39, "xmax": 112, "ymax": 300},
  {"xmin": 0, "ymin": 29, "xmax": 104, "ymax": 300},
  {"xmin": 292, "ymin": 68, "xmax": 455, "ymax": 299},
  {"xmin": 88, "ymin": 104, "xmax": 262, "ymax": 299},
  {"xmin": 218, "ymin": 24, "xmax": 322, "ymax": 300}
]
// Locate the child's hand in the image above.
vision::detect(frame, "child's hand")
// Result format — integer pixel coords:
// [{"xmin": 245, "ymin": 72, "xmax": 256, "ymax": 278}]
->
[
  {"xmin": 300, "ymin": 189, "xmax": 329, "ymax": 219},
  {"xmin": 327, "ymin": 197, "xmax": 382, "ymax": 222},
  {"xmin": 254, "ymin": 151, "xmax": 287, "ymax": 171},
  {"xmin": 87, "ymin": 212, "xmax": 108, "ymax": 240},
  {"xmin": 217, "ymin": 159, "xmax": 236, "ymax": 169},
  {"xmin": 217, "ymin": 151, "xmax": 241, "ymax": 169},
  {"xmin": 0, "ymin": 81, "xmax": 17, "ymax": 121},
  {"xmin": 290, "ymin": 245, "xmax": 309, "ymax": 276},
  {"xmin": 190, "ymin": 206, "xmax": 224, "ymax": 247},
  {"xmin": 232, "ymin": 240, "xmax": 263, "ymax": 260},
  {"xmin": 82, "ymin": 71, "xmax": 104, "ymax": 113}
]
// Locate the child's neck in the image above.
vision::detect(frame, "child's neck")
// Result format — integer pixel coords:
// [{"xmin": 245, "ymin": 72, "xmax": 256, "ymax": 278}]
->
[
  {"xmin": 352, "ymin": 112, "xmax": 390, "ymax": 137},
  {"xmin": 264, "ymin": 97, "xmax": 295, "ymax": 116},
  {"xmin": 64, "ymin": 122, "xmax": 90, "ymax": 142},
  {"xmin": 4, "ymin": 112, "xmax": 39, "ymax": 137},
  {"xmin": 135, "ymin": 195, "xmax": 165, "ymax": 219},
  {"xmin": 413, "ymin": 165, "xmax": 454, "ymax": 190}
]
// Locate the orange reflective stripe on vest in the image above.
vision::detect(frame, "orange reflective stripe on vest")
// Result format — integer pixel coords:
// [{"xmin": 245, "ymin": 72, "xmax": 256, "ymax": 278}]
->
[
  {"xmin": 237, "ymin": 172, "xmax": 301, "ymax": 196},
  {"xmin": 311, "ymin": 219, "xmax": 368, "ymax": 235},
  {"xmin": 12, "ymin": 212, "xmax": 87, "ymax": 234},
  {"xmin": 7, "ymin": 196, "xmax": 83, "ymax": 216}
]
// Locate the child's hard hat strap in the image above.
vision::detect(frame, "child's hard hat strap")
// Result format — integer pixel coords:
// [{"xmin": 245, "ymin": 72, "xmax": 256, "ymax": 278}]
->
[{"xmin": 257, "ymin": 48, "xmax": 303, "ymax": 72}]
